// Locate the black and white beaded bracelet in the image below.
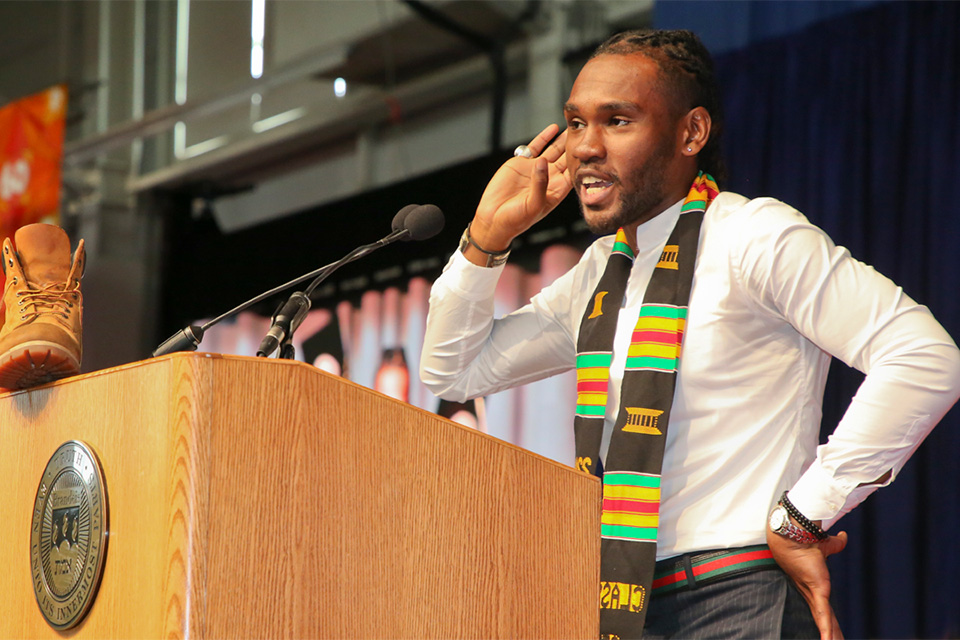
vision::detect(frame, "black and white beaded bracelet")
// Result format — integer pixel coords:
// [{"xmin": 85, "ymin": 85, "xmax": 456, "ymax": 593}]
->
[{"xmin": 780, "ymin": 491, "xmax": 828, "ymax": 541}]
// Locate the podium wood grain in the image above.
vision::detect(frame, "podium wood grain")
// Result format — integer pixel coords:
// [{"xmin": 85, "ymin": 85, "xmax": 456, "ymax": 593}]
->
[{"xmin": 0, "ymin": 353, "xmax": 600, "ymax": 638}]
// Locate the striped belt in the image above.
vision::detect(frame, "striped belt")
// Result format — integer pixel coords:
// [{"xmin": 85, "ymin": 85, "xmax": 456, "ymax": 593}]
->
[{"xmin": 651, "ymin": 544, "xmax": 778, "ymax": 597}]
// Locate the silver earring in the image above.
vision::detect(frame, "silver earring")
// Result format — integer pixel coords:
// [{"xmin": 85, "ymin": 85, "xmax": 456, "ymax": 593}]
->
[{"xmin": 686, "ymin": 147, "xmax": 692, "ymax": 152}]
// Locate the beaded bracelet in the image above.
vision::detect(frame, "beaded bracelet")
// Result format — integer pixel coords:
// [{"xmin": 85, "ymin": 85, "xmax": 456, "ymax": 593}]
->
[{"xmin": 780, "ymin": 491, "xmax": 828, "ymax": 541}]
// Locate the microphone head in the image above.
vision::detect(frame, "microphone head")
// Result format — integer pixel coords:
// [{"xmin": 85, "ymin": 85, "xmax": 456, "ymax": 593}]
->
[
  {"xmin": 391, "ymin": 204, "xmax": 420, "ymax": 233},
  {"xmin": 402, "ymin": 204, "xmax": 445, "ymax": 241}
]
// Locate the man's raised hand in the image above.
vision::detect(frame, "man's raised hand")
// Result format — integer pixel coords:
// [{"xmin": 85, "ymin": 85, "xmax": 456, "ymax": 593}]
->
[{"xmin": 469, "ymin": 124, "xmax": 572, "ymax": 253}]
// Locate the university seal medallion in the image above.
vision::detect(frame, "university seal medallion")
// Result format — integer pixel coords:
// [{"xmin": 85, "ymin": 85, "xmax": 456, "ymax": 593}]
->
[{"xmin": 30, "ymin": 440, "xmax": 108, "ymax": 630}]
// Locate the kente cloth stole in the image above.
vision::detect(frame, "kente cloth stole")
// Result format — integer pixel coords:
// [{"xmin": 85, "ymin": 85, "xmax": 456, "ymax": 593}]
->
[{"xmin": 574, "ymin": 172, "xmax": 718, "ymax": 639}]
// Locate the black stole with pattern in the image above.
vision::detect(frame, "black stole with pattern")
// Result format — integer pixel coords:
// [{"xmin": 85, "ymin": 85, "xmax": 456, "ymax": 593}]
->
[{"xmin": 573, "ymin": 172, "xmax": 718, "ymax": 638}]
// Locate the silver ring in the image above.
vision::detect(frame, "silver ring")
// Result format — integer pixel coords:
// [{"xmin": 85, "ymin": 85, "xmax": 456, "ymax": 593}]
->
[{"xmin": 513, "ymin": 144, "xmax": 533, "ymax": 159}]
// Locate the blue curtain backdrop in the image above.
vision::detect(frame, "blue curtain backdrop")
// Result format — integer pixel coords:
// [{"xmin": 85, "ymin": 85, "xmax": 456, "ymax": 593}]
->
[
  {"xmin": 711, "ymin": 2, "xmax": 959, "ymax": 638},
  {"xmin": 656, "ymin": 0, "xmax": 879, "ymax": 56}
]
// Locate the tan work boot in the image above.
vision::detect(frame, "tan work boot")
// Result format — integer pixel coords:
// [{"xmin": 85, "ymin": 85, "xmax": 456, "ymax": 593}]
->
[{"xmin": 0, "ymin": 224, "xmax": 84, "ymax": 390}]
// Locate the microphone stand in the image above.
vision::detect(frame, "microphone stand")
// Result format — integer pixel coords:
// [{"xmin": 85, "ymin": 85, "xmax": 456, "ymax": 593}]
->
[
  {"xmin": 278, "ymin": 339, "xmax": 297, "ymax": 360},
  {"xmin": 152, "ymin": 260, "xmax": 340, "ymax": 357},
  {"xmin": 153, "ymin": 200, "xmax": 444, "ymax": 358},
  {"xmin": 260, "ymin": 229, "xmax": 409, "ymax": 358},
  {"xmin": 154, "ymin": 231, "xmax": 410, "ymax": 358}
]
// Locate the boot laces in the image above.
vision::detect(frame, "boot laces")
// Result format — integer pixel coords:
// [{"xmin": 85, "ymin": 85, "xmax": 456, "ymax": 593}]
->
[{"xmin": 15, "ymin": 281, "xmax": 81, "ymax": 324}]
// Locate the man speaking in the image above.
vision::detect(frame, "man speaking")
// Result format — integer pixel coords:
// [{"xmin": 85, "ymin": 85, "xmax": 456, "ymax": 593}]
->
[{"xmin": 420, "ymin": 29, "xmax": 960, "ymax": 639}]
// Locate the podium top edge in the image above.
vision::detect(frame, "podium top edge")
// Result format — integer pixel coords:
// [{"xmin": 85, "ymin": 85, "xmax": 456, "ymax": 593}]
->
[{"xmin": 0, "ymin": 352, "xmax": 598, "ymax": 484}]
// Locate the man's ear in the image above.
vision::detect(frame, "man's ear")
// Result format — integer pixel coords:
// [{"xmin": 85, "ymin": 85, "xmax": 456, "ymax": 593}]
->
[{"xmin": 681, "ymin": 106, "xmax": 711, "ymax": 156}]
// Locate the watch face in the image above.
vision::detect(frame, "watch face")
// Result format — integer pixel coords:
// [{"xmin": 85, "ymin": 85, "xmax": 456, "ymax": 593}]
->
[{"xmin": 769, "ymin": 506, "xmax": 787, "ymax": 531}]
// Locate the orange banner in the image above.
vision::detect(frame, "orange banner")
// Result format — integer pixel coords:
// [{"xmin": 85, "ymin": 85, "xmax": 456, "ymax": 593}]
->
[{"xmin": 0, "ymin": 85, "xmax": 67, "ymax": 241}]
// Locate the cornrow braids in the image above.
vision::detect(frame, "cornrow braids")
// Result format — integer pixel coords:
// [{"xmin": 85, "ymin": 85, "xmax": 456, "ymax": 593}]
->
[{"xmin": 591, "ymin": 29, "xmax": 727, "ymax": 187}]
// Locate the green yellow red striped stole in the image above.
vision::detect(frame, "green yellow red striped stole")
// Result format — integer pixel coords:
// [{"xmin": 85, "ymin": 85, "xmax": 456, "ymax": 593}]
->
[
  {"xmin": 573, "ymin": 172, "xmax": 718, "ymax": 638},
  {"xmin": 626, "ymin": 305, "xmax": 686, "ymax": 372},
  {"xmin": 601, "ymin": 471, "xmax": 661, "ymax": 541}
]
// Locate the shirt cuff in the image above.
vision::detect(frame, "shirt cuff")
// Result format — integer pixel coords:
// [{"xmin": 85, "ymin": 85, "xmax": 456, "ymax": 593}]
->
[
  {"xmin": 435, "ymin": 249, "xmax": 506, "ymax": 302},
  {"xmin": 786, "ymin": 460, "xmax": 852, "ymax": 527}
]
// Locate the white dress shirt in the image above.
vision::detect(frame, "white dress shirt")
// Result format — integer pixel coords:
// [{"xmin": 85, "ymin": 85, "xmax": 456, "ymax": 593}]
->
[{"xmin": 420, "ymin": 192, "xmax": 960, "ymax": 559}]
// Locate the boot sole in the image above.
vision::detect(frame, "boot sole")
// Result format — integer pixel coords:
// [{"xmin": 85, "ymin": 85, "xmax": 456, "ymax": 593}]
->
[{"xmin": 0, "ymin": 340, "xmax": 81, "ymax": 390}]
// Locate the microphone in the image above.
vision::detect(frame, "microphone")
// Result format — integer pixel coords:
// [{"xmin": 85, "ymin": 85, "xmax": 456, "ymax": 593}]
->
[
  {"xmin": 398, "ymin": 204, "xmax": 445, "ymax": 241},
  {"xmin": 256, "ymin": 291, "xmax": 311, "ymax": 358},
  {"xmin": 152, "ymin": 204, "xmax": 445, "ymax": 358},
  {"xmin": 391, "ymin": 203, "xmax": 420, "ymax": 233},
  {"xmin": 359, "ymin": 204, "xmax": 444, "ymax": 249}
]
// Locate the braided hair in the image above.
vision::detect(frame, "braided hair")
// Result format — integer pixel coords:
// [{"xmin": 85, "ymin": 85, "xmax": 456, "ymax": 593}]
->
[{"xmin": 591, "ymin": 29, "xmax": 727, "ymax": 187}]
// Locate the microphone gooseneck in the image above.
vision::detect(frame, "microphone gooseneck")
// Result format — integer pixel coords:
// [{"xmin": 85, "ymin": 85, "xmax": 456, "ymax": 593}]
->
[
  {"xmin": 303, "ymin": 204, "xmax": 445, "ymax": 297},
  {"xmin": 152, "ymin": 325, "xmax": 204, "ymax": 357},
  {"xmin": 152, "ymin": 203, "xmax": 446, "ymax": 358}
]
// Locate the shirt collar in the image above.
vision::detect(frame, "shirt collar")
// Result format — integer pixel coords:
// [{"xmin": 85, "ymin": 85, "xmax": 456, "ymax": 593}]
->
[{"xmin": 632, "ymin": 198, "xmax": 685, "ymax": 253}]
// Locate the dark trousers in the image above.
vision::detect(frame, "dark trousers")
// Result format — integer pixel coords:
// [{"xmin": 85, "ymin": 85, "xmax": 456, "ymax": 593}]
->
[{"xmin": 642, "ymin": 568, "xmax": 820, "ymax": 639}]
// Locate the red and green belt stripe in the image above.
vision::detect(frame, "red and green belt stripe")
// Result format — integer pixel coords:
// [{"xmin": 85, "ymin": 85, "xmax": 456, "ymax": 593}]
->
[{"xmin": 651, "ymin": 545, "xmax": 777, "ymax": 596}]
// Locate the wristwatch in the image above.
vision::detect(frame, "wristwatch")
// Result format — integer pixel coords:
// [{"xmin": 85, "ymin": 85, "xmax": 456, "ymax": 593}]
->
[
  {"xmin": 459, "ymin": 224, "xmax": 511, "ymax": 268},
  {"xmin": 769, "ymin": 504, "xmax": 823, "ymax": 544}
]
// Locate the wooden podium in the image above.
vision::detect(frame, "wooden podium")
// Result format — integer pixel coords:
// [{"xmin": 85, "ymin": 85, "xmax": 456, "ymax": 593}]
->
[{"xmin": 0, "ymin": 353, "xmax": 600, "ymax": 638}]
